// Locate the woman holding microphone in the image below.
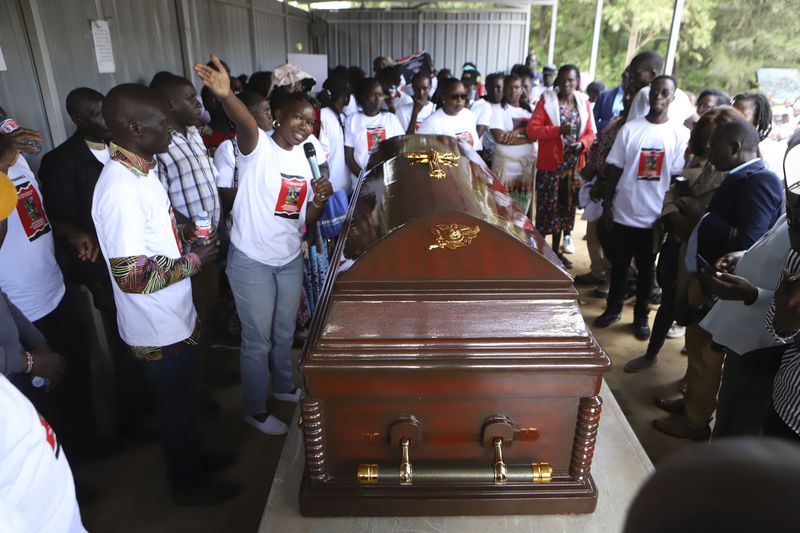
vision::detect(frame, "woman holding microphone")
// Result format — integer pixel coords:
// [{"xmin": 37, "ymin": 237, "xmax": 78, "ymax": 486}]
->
[{"xmin": 196, "ymin": 55, "xmax": 332, "ymax": 435}]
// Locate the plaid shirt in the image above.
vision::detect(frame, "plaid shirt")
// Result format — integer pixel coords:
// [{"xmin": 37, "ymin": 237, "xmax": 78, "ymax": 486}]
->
[{"xmin": 156, "ymin": 126, "xmax": 221, "ymax": 225}]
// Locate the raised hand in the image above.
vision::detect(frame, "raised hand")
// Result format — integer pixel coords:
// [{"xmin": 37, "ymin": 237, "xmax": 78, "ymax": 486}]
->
[{"xmin": 194, "ymin": 54, "xmax": 231, "ymax": 100}]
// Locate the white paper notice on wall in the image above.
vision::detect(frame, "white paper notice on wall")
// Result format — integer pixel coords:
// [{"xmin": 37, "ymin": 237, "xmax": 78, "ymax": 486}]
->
[
  {"xmin": 0, "ymin": 46, "xmax": 7, "ymax": 72},
  {"xmin": 91, "ymin": 20, "xmax": 115, "ymax": 74}
]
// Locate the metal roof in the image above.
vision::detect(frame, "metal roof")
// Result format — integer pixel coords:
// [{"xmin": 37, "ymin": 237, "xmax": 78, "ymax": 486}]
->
[{"xmin": 302, "ymin": 1, "xmax": 554, "ymax": 11}]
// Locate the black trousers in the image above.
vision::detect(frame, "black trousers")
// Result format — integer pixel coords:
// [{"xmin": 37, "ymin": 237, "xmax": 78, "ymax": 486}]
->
[
  {"xmin": 85, "ymin": 279, "xmax": 150, "ymax": 434},
  {"xmin": 140, "ymin": 343, "xmax": 203, "ymax": 484},
  {"xmin": 13, "ymin": 295, "xmax": 96, "ymax": 462},
  {"xmin": 714, "ymin": 348, "xmax": 782, "ymax": 437},
  {"xmin": 645, "ymin": 237, "xmax": 681, "ymax": 360},
  {"xmin": 606, "ymin": 222, "xmax": 655, "ymax": 318}
]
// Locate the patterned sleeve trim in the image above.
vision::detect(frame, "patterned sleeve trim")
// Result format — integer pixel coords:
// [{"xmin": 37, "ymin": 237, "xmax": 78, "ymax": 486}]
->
[{"xmin": 109, "ymin": 252, "xmax": 201, "ymax": 294}]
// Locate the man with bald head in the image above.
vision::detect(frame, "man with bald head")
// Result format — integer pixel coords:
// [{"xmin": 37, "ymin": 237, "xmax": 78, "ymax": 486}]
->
[
  {"xmin": 150, "ymin": 74, "xmax": 221, "ymax": 380},
  {"xmin": 91, "ymin": 83, "xmax": 238, "ymax": 505},
  {"xmin": 653, "ymin": 119, "xmax": 784, "ymax": 440},
  {"xmin": 40, "ymin": 87, "xmax": 152, "ymax": 440}
]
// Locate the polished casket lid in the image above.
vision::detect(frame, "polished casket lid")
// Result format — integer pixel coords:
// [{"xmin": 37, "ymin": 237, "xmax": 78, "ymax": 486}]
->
[{"xmin": 303, "ymin": 135, "xmax": 609, "ymax": 370}]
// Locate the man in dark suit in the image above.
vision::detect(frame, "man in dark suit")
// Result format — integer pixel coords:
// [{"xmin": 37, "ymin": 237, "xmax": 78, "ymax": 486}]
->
[
  {"xmin": 593, "ymin": 79, "xmax": 625, "ymax": 132},
  {"xmin": 39, "ymin": 87, "xmax": 149, "ymax": 440},
  {"xmin": 39, "ymin": 87, "xmax": 110, "ymax": 291},
  {"xmin": 653, "ymin": 119, "xmax": 784, "ymax": 440}
]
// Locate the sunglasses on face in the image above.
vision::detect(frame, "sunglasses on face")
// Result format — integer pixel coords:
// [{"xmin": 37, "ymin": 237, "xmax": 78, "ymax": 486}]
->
[{"xmin": 449, "ymin": 93, "xmax": 467, "ymax": 101}]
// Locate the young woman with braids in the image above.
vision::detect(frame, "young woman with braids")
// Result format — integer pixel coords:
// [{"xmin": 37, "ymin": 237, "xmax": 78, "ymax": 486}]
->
[
  {"xmin": 196, "ymin": 54, "xmax": 333, "ymax": 435},
  {"xmin": 318, "ymin": 73, "xmax": 351, "ymax": 195},
  {"xmin": 733, "ymin": 92, "xmax": 783, "ymax": 174}
]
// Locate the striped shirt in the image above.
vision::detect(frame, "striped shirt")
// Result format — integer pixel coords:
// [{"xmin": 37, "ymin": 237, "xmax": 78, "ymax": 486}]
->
[
  {"xmin": 766, "ymin": 249, "xmax": 800, "ymax": 436},
  {"xmin": 156, "ymin": 126, "xmax": 221, "ymax": 226}
]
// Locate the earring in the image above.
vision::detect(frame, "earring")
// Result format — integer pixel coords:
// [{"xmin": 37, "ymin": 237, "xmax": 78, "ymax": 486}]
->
[{"xmin": 273, "ymin": 119, "xmax": 280, "ymax": 128}]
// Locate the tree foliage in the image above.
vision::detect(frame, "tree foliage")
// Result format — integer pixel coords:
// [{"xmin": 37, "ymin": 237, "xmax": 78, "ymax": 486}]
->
[{"xmin": 528, "ymin": 0, "xmax": 800, "ymax": 97}]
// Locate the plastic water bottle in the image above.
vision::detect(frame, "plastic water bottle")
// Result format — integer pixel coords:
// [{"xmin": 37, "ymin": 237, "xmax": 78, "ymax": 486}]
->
[
  {"xmin": 0, "ymin": 115, "xmax": 42, "ymax": 154},
  {"xmin": 194, "ymin": 210, "xmax": 212, "ymax": 246},
  {"xmin": 32, "ymin": 376, "xmax": 51, "ymax": 388}
]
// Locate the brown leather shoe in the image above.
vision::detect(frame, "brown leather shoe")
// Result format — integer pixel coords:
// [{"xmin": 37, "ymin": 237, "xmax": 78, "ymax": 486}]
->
[
  {"xmin": 652, "ymin": 417, "xmax": 710, "ymax": 441},
  {"xmin": 654, "ymin": 397, "xmax": 686, "ymax": 414}
]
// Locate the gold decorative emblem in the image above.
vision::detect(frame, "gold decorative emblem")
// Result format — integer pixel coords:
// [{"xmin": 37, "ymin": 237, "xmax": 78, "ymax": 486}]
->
[
  {"xmin": 428, "ymin": 224, "xmax": 480, "ymax": 251},
  {"xmin": 404, "ymin": 149, "xmax": 460, "ymax": 180}
]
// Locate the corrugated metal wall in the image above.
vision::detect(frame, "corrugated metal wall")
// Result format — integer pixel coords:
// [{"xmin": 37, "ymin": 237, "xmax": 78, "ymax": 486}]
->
[
  {"xmin": 319, "ymin": 8, "xmax": 529, "ymax": 77},
  {"xmin": 0, "ymin": 0, "xmax": 308, "ymax": 159},
  {"xmin": 0, "ymin": 0, "xmax": 53, "ymax": 168}
]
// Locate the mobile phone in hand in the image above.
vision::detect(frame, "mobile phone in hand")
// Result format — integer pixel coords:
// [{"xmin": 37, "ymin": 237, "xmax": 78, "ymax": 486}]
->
[{"xmin": 697, "ymin": 254, "xmax": 717, "ymax": 272}]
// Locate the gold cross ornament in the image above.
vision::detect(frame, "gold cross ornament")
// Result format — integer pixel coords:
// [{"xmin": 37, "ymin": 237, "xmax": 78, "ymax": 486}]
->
[{"xmin": 404, "ymin": 149, "xmax": 460, "ymax": 180}]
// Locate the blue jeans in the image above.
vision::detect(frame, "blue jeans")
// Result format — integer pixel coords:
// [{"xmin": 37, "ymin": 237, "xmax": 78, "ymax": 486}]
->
[{"xmin": 227, "ymin": 245, "xmax": 303, "ymax": 416}]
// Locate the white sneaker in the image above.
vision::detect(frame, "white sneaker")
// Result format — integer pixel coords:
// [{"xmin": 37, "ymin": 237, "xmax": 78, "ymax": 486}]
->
[
  {"xmin": 244, "ymin": 414, "xmax": 288, "ymax": 435},
  {"xmin": 562, "ymin": 235, "xmax": 576, "ymax": 254},
  {"xmin": 273, "ymin": 387, "xmax": 303, "ymax": 403},
  {"xmin": 666, "ymin": 323, "xmax": 686, "ymax": 339}
]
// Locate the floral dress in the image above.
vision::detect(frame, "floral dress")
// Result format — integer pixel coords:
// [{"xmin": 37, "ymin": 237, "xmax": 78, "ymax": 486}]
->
[{"xmin": 535, "ymin": 103, "xmax": 580, "ymax": 236}]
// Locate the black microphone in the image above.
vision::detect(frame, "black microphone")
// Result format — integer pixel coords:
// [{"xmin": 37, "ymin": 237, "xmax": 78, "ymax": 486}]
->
[{"xmin": 303, "ymin": 142, "xmax": 328, "ymax": 201}]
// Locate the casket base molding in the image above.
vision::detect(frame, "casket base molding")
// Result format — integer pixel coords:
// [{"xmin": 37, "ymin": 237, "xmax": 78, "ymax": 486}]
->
[{"xmin": 298, "ymin": 472, "xmax": 598, "ymax": 516}]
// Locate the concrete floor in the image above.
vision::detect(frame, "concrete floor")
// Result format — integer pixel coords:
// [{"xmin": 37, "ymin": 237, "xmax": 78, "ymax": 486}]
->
[{"xmin": 76, "ymin": 217, "xmax": 693, "ymax": 532}]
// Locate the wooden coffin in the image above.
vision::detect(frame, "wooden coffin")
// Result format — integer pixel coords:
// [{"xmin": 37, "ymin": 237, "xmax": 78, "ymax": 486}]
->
[{"xmin": 298, "ymin": 135, "xmax": 611, "ymax": 517}]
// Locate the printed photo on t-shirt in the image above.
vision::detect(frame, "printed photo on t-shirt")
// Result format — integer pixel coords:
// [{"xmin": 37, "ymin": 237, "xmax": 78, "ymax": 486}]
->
[
  {"xmin": 456, "ymin": 131, "xmax": 474, "ymax": 146},
  {"xmin": 512, "ymin": 117, "xmax": 529, "ymax": 130},
  {"xmin": 15, "ymin": 181, "xmax": 51, "ymax": 241},
  {"xmin": 367, "ymin": 126, "xmax": 387, "ymax": 152},
  {"xmin": 274, "ymin": 174, "xmax": 309, "ymax": 219},
  {"xmin": 637, "ymin": 148, "xmax": 665, "ymax": 180}
]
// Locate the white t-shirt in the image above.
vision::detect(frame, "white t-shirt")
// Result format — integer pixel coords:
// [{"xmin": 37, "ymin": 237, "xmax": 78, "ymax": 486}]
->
[
  {"xmin": 89, "ymin": 146, "xmax": 110, "ymax": 165},
  {"xmin": 606, "ymin": 117, "xmax": 689, "ymax": 229},
  {"xmin": 391, "ymin": 91, "xmax": 413, "ymax": 113},
  {"xmin": 0, "ymin": 374, "xmax": 86, "ymax": 533},
  {"xmin": 629, "ymin": 86, "xmax": 695, "ymax": 125},
  {"xmin": 471, "ymin": 99, "xmax": 496, "ymax": 152},
  {"xmin": 344, "ymin": 111, "xmax": 405, "ymax": 171},
  {"xmin": 319, "ymin": 107, "xmax": 350, "ymax": 193},
  {"xmin": 214, "ymin": 138, "xmax": 239, "ymax": 188},
  {"xmin": 231, "ymin": 130, "xmax": 316, "ymax": 267},
  {"xmin": 470, "ymin": 98, "xmax": 494, "ymax": 127},
  {"xmin": 490, "ymin": 103, "xmax": 536, "ymax": 174},
  {"xmin": 92, "ymin": 160, "xmax": 197, "ymax": 347},
  {"xmin": 395, "ymin": 101, "xmax": 435, "ymax": 133},
  {"xmin": 418, "ymin": 108, "xmax": 483, "ymax": 150},
  {"xmin": 342, "ymin": 98, "xmax": 358, "ymax": 117},
  {"xmin": 215, "ymin": 132, "xmax": 327, "ymax": 189},
  {"xmin": 0, "ymin": 157, "xmax": 65, "ymax": 321}
]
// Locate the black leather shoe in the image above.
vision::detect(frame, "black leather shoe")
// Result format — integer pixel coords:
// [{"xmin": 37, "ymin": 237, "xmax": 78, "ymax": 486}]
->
[
  {"xmin": 173, "ymin": 478, "xmax": 241, "ymax": 506},
  {"xmin": 654, "ymin": 397, "xmax": 686, "ymax": 415},
  {"xmin": 594, "ymin": 310, "xmax": 621, "ymax": 328},
  {"xmin": 574, "ymin": 273, "xmax": 603, "ymax": 285},
  {"xmin": 633, "ymin": 316, "xmax": 651, "ymax": 340},
  {"xmin": 624, "ymin": 355, "xmax": 657, "ymax": 373},
  {"xmin": 202, "ymin": 451, "xmax": 239, "ymax": 473}
]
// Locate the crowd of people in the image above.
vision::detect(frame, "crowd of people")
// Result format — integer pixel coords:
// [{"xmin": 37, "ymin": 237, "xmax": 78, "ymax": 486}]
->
[{"xmin": 0, "ymin": 41, "xmax": 798, "ymax": 530}]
